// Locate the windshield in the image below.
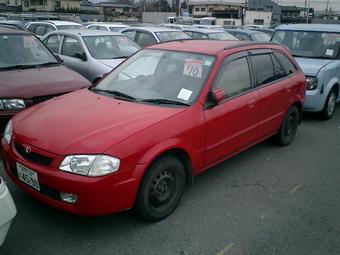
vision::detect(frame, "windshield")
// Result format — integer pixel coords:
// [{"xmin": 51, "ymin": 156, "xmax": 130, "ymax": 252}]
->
[
  {"xmin": 56, "ymin": 25, "xmax": 84, "ymax": 30},
  {"xmin": 0, "ymin": 34, "xmax": 58, "ymax": 70},
  {"xmin": 94, "ymin": 49, "xmax": 215, "ymax": 105},
  {"xmin": 155, "ymin": 31, "xmax": 191, "ymax": 42},
  {"xmin": 83, "ymin": 35, "xmax": 140, "ymax": 59},
  {"xmin": 208, "ymin": 32, "xmax": 237, "ymax": 40},
  {"xmin": 251, "ymin": 32, "xmax": 270, "ymax": 41},
  {"xmin": 272, "ymin": 30, "xmax": 340, "ymax": 59}
]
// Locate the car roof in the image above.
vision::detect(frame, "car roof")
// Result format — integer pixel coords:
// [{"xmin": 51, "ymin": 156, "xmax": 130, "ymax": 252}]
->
[
  {"xmin": 29, "ymin": 20, "xmax": 82, "ymax": 26},
  {"xmin": 183, "ymin": 28, "xmax": 225, "ymax": 33},
  {"xmin": 277, "ymin": 23, "xmax": 340, "ymax": 33},
  {"xmin": 148, "ymin": 40, "xmax": 281, "ymax": 55},
  {"xmin": 0, "ymin": 27, "xmax": 30, "ymax": 35},
  {"xmin": 123, "ymin": 26, "xmax": 181, "ymax": 33},
  {"xmin": 45, "ymin": 29, "xmax": 122, "ymax": 37}
]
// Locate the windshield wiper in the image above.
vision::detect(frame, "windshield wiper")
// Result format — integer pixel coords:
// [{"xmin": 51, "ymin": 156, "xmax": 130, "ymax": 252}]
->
[
  {"xmin": 0, "ymin": 64, "xmax": 36, "ymax": 70},
  {"xmin": 0, "ymin": 62, "xmax": 59, "ymax": 71},
  {"xmin": 91, "ymin": 89, "xmax": 136, "ymax": 101},
  {"xmin": 112, "ymin": 56, "xmax": 129, "ymax": 59},
  {"xmin": 142, "ymin": 98, "xmax": 189, "ymax": 106},
  {"xmin": 34, "ymin": 62, "xmax": 59, "ymax": 67}
]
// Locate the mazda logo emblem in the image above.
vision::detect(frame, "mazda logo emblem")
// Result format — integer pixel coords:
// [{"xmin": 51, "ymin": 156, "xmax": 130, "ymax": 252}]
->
[{"xmin": 24, "ymin": 145, "xmax": 32, "ymax": 154}]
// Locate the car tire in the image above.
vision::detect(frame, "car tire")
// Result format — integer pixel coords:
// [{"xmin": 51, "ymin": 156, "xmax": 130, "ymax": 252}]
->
[
  {"xmin": 320, "ymin": 87, "xmax": 337, "ymax": 120},
  {"xmin": 136, "ymin": 156, "xmax": 186, "ymax": 222},
  {"xmin": 275, "ymin": 106, "xmax": 299, "ymax": 146}
]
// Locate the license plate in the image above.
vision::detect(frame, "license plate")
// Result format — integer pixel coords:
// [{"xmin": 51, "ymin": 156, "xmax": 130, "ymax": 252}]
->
[{"xmin": 16, "ymin": 162, "xmax": 40, "ymax": 191}]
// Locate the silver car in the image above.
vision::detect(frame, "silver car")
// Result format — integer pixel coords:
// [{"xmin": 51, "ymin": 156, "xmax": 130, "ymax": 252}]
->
[
  {"xmin": 42, "ymin": 29, "xmax": 140, "ymax": 83},
  {"xmin": 121, "ymin": 27, "xmax": 191, "ymax": 48},
  {"xmin": 272, "ymin": 24, "xmax": 340, "ymax": 119}
]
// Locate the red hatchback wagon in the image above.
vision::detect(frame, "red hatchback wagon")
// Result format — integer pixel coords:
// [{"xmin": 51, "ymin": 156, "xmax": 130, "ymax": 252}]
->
[{"xmin": 2, "ymin": 40, "xmax": 306, "ymax": 221}]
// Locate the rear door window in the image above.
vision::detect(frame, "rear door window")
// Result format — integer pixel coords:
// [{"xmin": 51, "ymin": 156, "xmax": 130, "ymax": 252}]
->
[
  {"xmin": 135, "ymin": 32, "xmax": 156, "ymax": 47},
  {"xmin": 35, "ymin": 25, "xmax": 47, "ymax": 36},
  {"xmin": 271, "ymin": 53, "xmax": 286, "ymax": 79}
]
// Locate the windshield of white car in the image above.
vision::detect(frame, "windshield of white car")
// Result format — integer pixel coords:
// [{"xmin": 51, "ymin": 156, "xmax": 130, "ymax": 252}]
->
[
  {"xmin": 83, "ymin": 35, "xmax": 140, "ymax": 59},
  {"xmin": 272, "ymin": 30, "xmax": 340, "ymax": 59},
  {"xmin": 208, "ymin": 32, "xmax": 238, "ymax": 40},
  {"xmin": 94, "ymin": 49, "xmax": 215, "ymax": 106},
  {"xmin": 0, "ymin": 34, "xmax": 59, "ymax": 70}
]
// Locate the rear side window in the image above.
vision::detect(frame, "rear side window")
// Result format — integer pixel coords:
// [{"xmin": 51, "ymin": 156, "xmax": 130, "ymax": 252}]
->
[
  {"xmin": 27, "ymin": 23, "xmax": 38, "ymax": 33},
  {"xmin": 273, "ymin": 52, "xmax": 297, "ymax": 75},
  {"xmin": 250, "ymin": 54, "xmax": 276, "ymax": 86},
  {"xmin": 192, "ymin": 32, "xmax": 207, "ymax": 39},
  {"xmin": 122, "ymin": 30, "xmax": 136, "ymax": 41},
  {"xmin": 214, "ymin": 57, "xmax": 252, "ymax": 98},
  {"xmin": 35, "ymin": 25, "xmax": 47, "ymax": 36}
]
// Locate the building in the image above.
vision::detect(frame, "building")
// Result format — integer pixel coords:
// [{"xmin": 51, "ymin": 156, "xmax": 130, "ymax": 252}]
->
[
  {"xmin": 248, "ymin": 0, "xmax": 281, "ymax": 23},
  {"xmin": 280, "ymin": 6, "xmax": 306, "ymax": 23},
  {"xmin": 187, "ymin": 0, "xmax": 244, "ymax": 19},
  {"xmin": 245, "ymin": 10, "xmax": 272, "ymax": 26},
  {"xmin": 0, "ymin": 0, "xmax": 22, "ymax": 11},
  {"xmin": 22, "ymin": 0, "xmax": 81, "ymax": 12}
]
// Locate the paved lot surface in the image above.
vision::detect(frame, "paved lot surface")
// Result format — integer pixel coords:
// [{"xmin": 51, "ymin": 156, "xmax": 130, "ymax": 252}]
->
[{"xmin": 1, "ymin": 107, "xmax": 340, "ymax": 255}]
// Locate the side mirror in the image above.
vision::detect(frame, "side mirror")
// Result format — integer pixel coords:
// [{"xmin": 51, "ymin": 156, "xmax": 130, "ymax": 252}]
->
[
  {"xmin": 211, "ymin": 87, "xmax": 225, "ymax": 104},
  {"xmin": 206, "ymin": 87, "xmax": 225, "ymax": 108},
  {"xmin": 54, "ymin": 54, "xmax": 64, "ymax": 63},
  {"xmin": 74, "ymin": 52, "xmax": 87, "ymax": 61}
]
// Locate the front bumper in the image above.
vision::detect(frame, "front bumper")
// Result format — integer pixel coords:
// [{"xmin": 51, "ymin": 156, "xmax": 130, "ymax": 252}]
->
[
  {"xmin": 0, "ymin": 177, "xmax": 17, "ymax": 247},
  {"xmin": 1, "ymin": 139, "xmax": 146, "ymax": 216}
]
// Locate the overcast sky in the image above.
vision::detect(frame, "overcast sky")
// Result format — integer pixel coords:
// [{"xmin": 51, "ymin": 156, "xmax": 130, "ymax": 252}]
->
[{"xmin": 276, "ymin": 0, "xmax": 340, "ymax": 11}]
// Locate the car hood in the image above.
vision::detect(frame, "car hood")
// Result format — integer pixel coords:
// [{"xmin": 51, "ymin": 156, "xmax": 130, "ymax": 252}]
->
[
  {"xmin": 13, "ymin": 89, "xmax": 186, "ymax": 155},
  {"xmin": 0, "ymin": 65, "xmax": 89, "ymax": 98},
  {"xmin": 96, "ymin": 59, "xmax": 125, "ymax": 69},
  {"xmin": 295, "ymin": 57, "xmax": 333, "ymax": 76}
]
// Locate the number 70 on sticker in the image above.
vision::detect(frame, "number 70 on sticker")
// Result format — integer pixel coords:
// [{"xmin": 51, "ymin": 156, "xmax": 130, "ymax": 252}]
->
[{"xmin": 183, "ymin": 59, "xmax": 203, "ymax": 78}]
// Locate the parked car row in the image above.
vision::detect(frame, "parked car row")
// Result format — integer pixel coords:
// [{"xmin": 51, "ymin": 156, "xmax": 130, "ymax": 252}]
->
[{"xmin": 0, "ymin": 22, "xmax": 339, "ymax": 244}]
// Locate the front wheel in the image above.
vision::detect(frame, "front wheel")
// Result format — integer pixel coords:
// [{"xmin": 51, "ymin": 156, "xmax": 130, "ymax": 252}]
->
[
  {"xmin": 136, "ymin": 156, "xmax": 186, "ymax": 222},
  {"xmin": 275, "ymin": 106, "xmax": 299, "ymax": 146},
  {"xmin": 320, "ymin": 88, "xmax": 337, "ymax": 120}
]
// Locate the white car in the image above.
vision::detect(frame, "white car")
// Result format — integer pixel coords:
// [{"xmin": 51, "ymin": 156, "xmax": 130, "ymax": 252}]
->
[{"xmin": 0, "ymin": 176, "xmax": 16, "ymax": 247}]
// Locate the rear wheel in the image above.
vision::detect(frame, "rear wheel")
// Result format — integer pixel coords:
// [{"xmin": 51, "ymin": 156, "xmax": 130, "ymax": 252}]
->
[
  {"xmin": 136, "ymin": 156, "xmax": 186, "ymax": 222},
  {"xmin": 320, "ymin": 87, "xmax": 337, "ymax": 120},
  {"xmin": 275, "ymin": 106, "xmax": 299, "ymax": 146}
]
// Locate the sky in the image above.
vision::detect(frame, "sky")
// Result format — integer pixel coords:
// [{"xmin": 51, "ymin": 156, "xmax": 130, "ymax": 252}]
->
[{"xmin": 275, "ymin": 0, "xmax": 340, "ymax": 11}]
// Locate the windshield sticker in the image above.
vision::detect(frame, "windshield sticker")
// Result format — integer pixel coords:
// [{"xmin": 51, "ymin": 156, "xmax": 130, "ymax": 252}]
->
[
  {"xmin": 1, "ymin": 35, "xmax": 8, "ymax": 40},
  {"xmin": 204, "ymin": 59, "xmax": 213, "ymax": 66},
  {"xmin": 23, "ymin": 36, "xmax": 38, "ymax": 48},
  {"xmin": 325, "ymin": 49, "xmax": 334, "ymax": 56},
  {"xmin": 177, "ymin": 88, "xmax": 193, "ymax": 101},
  {"xmin": 183, "ymin": 59, "xmax": 203, "ymax": 78}
]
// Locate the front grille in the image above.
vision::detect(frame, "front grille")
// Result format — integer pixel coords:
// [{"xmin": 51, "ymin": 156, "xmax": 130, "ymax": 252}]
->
[
  {"xmin": 31, "ymin": 94, "xmax": 61, "ymax": 105},
  {"xmin": 10, "ymin": 165, "xmax": 60, "ymax": 201},
  {"xmin": 15, "ymin": 143, "xmax": 53, "ymax": 166}
]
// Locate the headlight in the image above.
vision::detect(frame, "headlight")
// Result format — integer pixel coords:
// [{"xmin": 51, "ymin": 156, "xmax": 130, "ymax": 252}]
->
[
  {"xmin": 4, "ymin": 120, "xmax": 12, "ymax": 144},
  {"xmin": 0, "ymin": 99, "xmax": 26, "ymax": 110},
  {"xmin": 59, "ymin": 155, "xmax": 120, "ymax": 176},
  {"xmin": 305, "ymin": 77, "xmax": 318, "ymax": 90}
]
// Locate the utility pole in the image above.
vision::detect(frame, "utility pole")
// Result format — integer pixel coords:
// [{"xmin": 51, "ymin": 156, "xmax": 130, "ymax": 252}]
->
[{"xmin": 326, "ymin": 0, "xmax": 330, "ymax": 18}]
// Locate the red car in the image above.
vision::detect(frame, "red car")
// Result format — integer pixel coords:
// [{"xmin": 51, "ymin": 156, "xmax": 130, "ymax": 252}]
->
[
  {"xmin": 2, "ymin": 40, "xmax": 306, "ymax": 221},
  {"xmin": 0, "ymin": 28, "xmax": 90, "ymax": 135}
]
